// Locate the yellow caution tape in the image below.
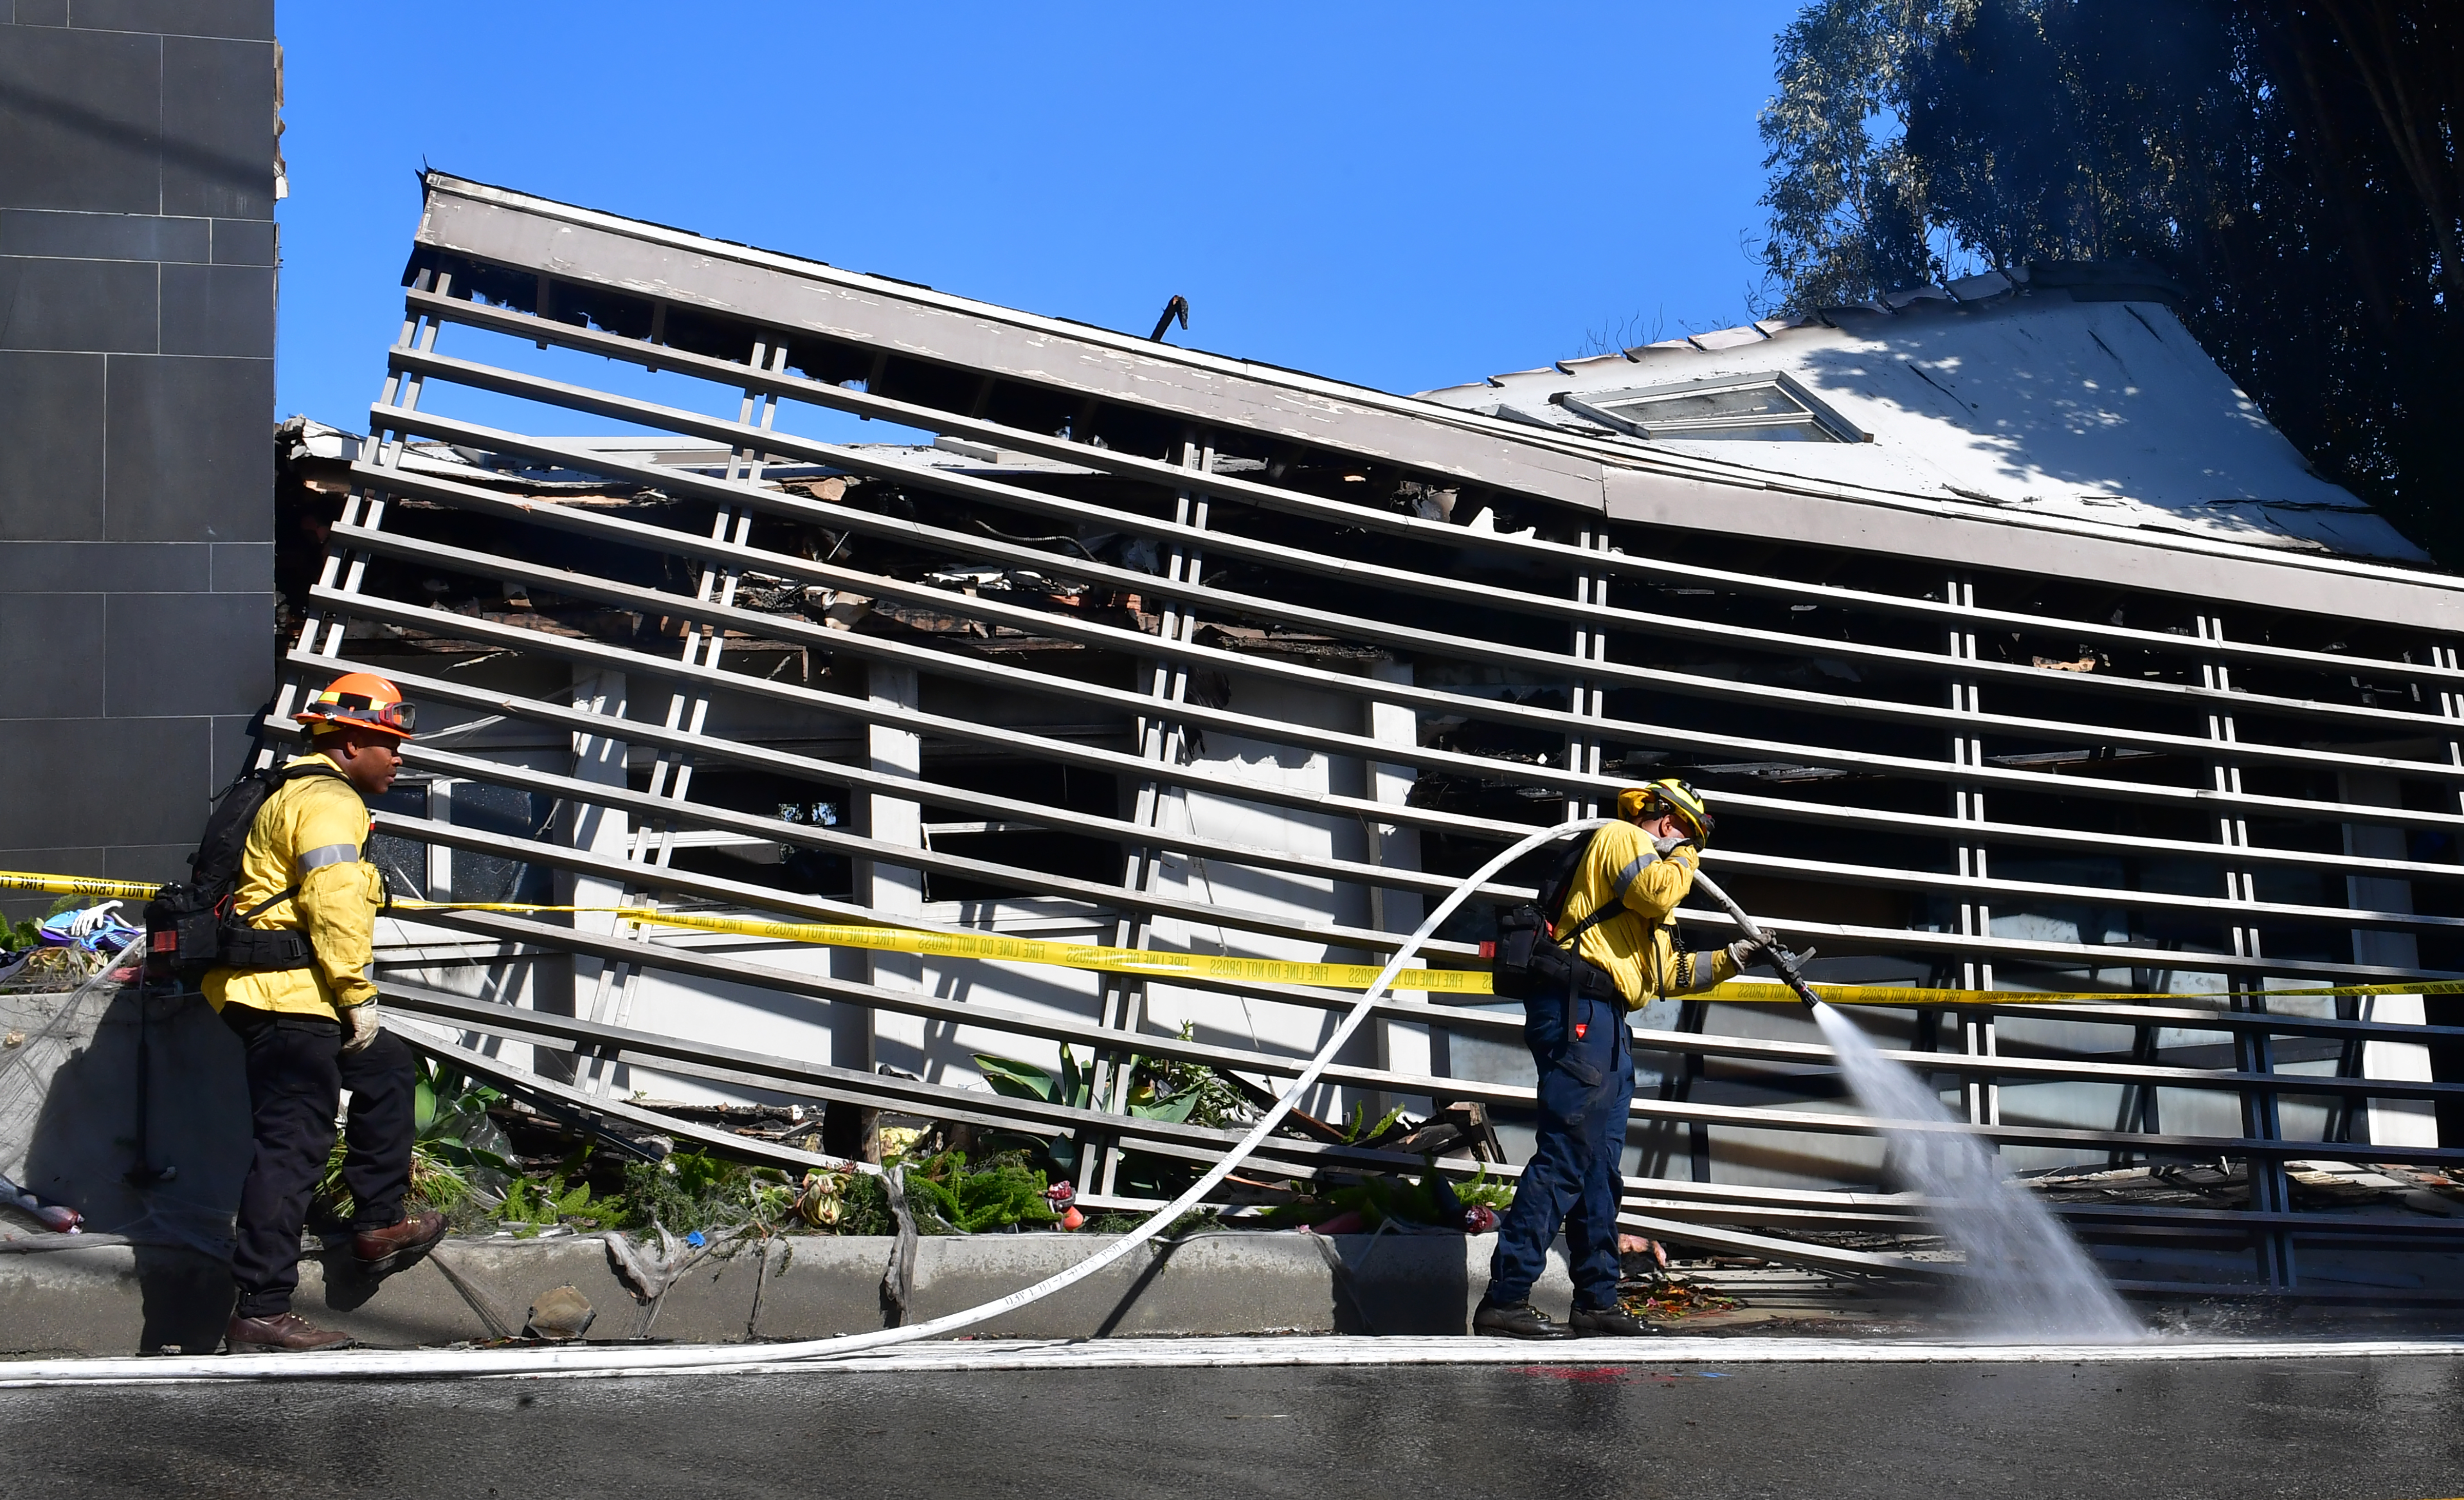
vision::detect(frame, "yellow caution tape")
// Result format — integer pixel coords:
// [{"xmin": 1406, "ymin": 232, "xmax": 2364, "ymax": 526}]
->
[
  {"xmin": 391, "ymin": 898, "xmax": 2464, "ymax": 1006},
  {"xmin": 392, "ymin": 900, "xmax": 1496, "ymax": 995},
  {"xmin": 0, "ymin": 870, "xmax": 173, "ymax": 902},
  {"xmin": 1695, "ymin": 978, "xmax": 2464, "ymax": 1005},
  {"xmin": 10, "ymin": 868, "xmax": 2457, "ymax": 1006}
]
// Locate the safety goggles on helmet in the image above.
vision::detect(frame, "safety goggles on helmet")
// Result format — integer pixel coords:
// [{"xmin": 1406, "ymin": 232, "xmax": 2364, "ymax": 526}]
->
[
  {"xmin": 318, "ymin": 694, "xmax": 415, "ymax": 735},
  {"xmin": 294, "ymin": 673, "xmax": 417, "ymax": 738},
  {"xmin": 1635, "ymin": 777, "xmax": 1713, "ymax": 846}
]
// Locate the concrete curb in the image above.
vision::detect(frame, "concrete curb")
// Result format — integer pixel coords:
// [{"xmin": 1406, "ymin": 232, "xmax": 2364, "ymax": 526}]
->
[{"xmin": 0, "ymin": 1231, "xmax": 1569, "ymax": 1356}]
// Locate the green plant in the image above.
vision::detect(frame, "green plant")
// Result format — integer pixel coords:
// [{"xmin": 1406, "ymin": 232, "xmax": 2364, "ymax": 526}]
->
[
  {"xmin": 1162, "ymin": 1207, "xmax": 1220, "ymax": 1238},
  {"xmin": 4, "ymin": 894, "xmax": 85, "ymax": 951},
  {"xmin": 896, "ymin": 1151, "xmax": 1061, "ymax": 1234},
  {"xmin": 747, "ymin": 1168, "xmax": 799, "ymax": 1224},
  {"xmin": 617, "ymin": 1147, "xmax": 920, "ymax": 1238},
  {"xmin": 414, "ymin": 1059, "xmax": 499, "ymax": 1131},
  {"xmin": 411, "ymin": 1061, "xmax": 512, "ymax": 1202},
  {"xmin": 1131, "ymin": 1024, "xmax": 1253, "ymax": 1130},
  {"xmin": 621, "ymin": 1149, "xmax": 735, "ymax": 1234},
  {"xmin": 1262, "ymin": 1167, "xmax": 1509, "ymax": 1231},
  {"xmin": 1336, "ymin": 1100, "xmax": 1407, "ymax": 1146},
  {"xmin": 974, "ymin": 1039, "xmax": 1234, "ymax": 1176},
  {"xmin": 1080, "ymin": 1206, "xmax": 1221, "ymax": 1237},
  {"xmin": 1454, "ymin": 1161, "xmax": 1515, "ymax": 1213},
  {"xmin": 314, "ymin": 1058, "xmax": 514, "ymax": 1221},
  {"xmin": 791, "ymin": 1168, "xmax": 861, "ymax": 1231},
  {"xmin": 976, "ymin": 1049, "xmax": 1087, "ymax": 1106},
  {"xmin": 496, "ymin": 1172, "xmax": 623, "ymax": 1236},
  {"xmin": 618, "ymin": 1147, "xmax": 806, "ymax": 1235},
  {"xmin": 976, "ymin": 1047, "xmax": 1094, "ymax": 1174},
  {"xmin": 842, "ymin": 1171, "xmax": 893, "ymax": 1234}
]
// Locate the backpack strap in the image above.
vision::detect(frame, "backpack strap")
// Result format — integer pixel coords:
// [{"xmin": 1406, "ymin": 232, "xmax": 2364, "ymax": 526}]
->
[
  {"xmin": 237, "ymin": 886, "xmax": 300, "ymax": 924},
  {"xmin": 233, "ymin": 763, "xmax": 360, "ymax": 925},
  {"xmin": 1551, "ymin": 842, "xmax": 1655, "ymax": 1063},
  {"xmin": 1553, "ymin": 849, "xmax": 1650, "ymax": 950}
]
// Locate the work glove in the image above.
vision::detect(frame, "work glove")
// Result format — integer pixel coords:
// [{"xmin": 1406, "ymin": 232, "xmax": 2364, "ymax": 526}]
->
[
  {"xmin": 1727, "ymin": 940, "xmax": 1818, "ymax": 972},
  {"xmin": 1653, "ymin": 834, "xmax": 1696, "ymax": 857},
  {"xmin": 339, "ymin": 1002, "xmax": 382, "ymax": 1055}
]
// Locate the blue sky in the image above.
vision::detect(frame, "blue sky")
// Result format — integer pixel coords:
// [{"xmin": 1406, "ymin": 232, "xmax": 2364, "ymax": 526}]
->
[{"xmin": 275, "ymin": 2, "xmax": 1804, "ymax": 432}]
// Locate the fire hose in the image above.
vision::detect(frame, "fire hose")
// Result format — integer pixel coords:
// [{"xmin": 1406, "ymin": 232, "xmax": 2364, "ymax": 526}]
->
[
  {"xmin": 1687, "ymin": 871, "xmax": 1822, "ymax": 1009},
  {"xmin": 0, "ymin": 817, "xmax": 1612, "ymax": 1386}
]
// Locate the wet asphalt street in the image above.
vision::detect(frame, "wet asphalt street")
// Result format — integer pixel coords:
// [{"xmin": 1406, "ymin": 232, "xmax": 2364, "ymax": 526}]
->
[{"xmin": 6, "ymin": 1355, "xmax": 2464, "ymax": 1499}]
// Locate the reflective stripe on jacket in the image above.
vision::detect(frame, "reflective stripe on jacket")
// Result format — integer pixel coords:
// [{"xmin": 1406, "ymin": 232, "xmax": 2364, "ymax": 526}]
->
[
  {"xmin": 202, "ymin": 751, "xmax": 383, "ymax": 1019},
  {"xmin": 1560, "ymin": 820, "xmax": 1739, "ymax": 1009}
]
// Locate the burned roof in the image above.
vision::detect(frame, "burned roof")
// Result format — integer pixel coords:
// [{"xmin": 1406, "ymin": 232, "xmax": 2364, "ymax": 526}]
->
[{"xmin": 1418, "ymin": 265, "xmax": 2425, "ymax": 564}]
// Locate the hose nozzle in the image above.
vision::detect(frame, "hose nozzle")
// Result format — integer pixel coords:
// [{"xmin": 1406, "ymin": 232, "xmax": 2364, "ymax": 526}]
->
[{"xmin": 1690, "ymin": 869, "xmax": 1823, "ymax": 1010}]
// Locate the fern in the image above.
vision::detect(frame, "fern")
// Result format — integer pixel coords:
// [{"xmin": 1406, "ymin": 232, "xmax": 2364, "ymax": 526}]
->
[
  {"xmin": 897, "ymin": 1151, "xmax": 1061, "ymax": 1234},
  {"xmin": 1455, "ymin": 1161, "xmax": 1516, "ymax": 1212},
  {"xmin": 497, "ymin": 1173, "xmax": 623, "ymax": 1236}
]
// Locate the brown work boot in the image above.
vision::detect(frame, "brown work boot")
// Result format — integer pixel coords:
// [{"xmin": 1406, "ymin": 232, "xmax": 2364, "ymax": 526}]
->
[
  {"xmin": 226, "ymin": 1312, "xmax": 353, "ymax": 1353},
  {"xmin": 354, "ymin": 1209, "xmax": 446, "ymax": 1275}
]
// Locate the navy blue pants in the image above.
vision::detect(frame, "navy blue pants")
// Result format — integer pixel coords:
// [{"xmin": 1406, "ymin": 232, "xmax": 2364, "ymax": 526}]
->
[{"xmin": 1489, "ymin": 991, "xmax": 1637, "ymax": 1310}]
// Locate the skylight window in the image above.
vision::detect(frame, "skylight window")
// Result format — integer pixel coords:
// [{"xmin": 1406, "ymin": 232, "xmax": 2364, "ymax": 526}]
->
[{"xmin": 1553, "ymin": 372, "xmax": 1866, "ymax": 443}]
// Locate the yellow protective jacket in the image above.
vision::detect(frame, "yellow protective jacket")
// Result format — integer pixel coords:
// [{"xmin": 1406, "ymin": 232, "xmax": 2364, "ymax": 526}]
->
[
  {"xmin": 202, "ymin": 751, "xmax": 386, "ymax": 1020},
  {"xmin": 1558, "ymin": 820, "xmax": 1739, "ymax": 1010}
]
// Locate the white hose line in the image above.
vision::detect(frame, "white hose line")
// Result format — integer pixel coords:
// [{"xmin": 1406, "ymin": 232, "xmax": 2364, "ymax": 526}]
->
[
  {"xmin": 524, "ymin": 1335, "xmax": 2464, "ymax": 1375},
  {"xmin": 0, "ymin": 819, "xmax": 1607, "ymax": 1386}
]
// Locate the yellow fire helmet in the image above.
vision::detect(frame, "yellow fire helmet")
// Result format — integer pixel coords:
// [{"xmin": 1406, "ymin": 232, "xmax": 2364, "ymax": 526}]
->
[{"xmin": 1618, "ymin": 777, "xmax": 1713, "ymax": 847}]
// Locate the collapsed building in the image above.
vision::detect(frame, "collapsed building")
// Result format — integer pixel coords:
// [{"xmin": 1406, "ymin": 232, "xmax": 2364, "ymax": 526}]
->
[{"xmin": 285, "ymin": 172, "xmax": 2464, "ymax": 1294}]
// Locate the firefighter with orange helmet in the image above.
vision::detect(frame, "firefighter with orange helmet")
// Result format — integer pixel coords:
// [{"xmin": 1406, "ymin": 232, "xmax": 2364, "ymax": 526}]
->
[{"xmin": 210, "ymin": 672, "xmax": 444, "ymax": 1353}]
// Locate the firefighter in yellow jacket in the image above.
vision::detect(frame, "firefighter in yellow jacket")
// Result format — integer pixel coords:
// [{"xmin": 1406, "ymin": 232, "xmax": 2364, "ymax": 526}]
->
[
  {"xmin": 208, "ymin": 673, "xmax": 443, "ymax": 1353},
  {"xmin": 1475, "ymin": 780, "xmax": 1765, "ymax": 1339}
]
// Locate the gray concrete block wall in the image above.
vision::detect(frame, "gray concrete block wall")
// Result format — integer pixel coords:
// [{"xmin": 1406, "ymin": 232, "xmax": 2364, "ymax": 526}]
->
[
  {"xmin": 0, "ymin": 3, "xmax": 278, "ymax": 911},
  {"xmin": 1, "ymin": 984, "xmax": 254, "ymax": 1267}
]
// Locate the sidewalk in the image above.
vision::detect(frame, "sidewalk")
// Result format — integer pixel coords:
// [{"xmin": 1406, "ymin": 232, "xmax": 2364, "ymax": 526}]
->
[{"xmin": 0, "ymin": 1229, "xmax": 1554, "ymax": 1356}]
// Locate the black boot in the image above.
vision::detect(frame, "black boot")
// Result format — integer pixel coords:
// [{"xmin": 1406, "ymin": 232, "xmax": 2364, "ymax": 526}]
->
[
  {"xmin": 1474, "ymin": 1295, "xmax": 1575, "ymax": 1340},
  {"xmin": 1569, "ymin": 1304, "xmax": 1661, "ymax": 1337}
]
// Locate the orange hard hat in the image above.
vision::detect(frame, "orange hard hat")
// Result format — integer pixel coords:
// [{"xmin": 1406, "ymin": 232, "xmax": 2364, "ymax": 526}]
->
[{"xmin": 294, "ymin": 672, "xmax": 416, "ymax": 738}]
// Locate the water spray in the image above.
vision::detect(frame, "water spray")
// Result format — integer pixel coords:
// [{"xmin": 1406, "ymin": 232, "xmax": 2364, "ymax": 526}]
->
[{"xmin": 1688, "ymin": 863, "xmax": 2143, "ymax": 1341}]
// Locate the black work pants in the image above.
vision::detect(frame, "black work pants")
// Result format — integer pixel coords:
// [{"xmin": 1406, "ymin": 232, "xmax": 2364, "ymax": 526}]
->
[{"xmin": 221, "ymin": 1004, "xmax": 415, "ymax": 1319}]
